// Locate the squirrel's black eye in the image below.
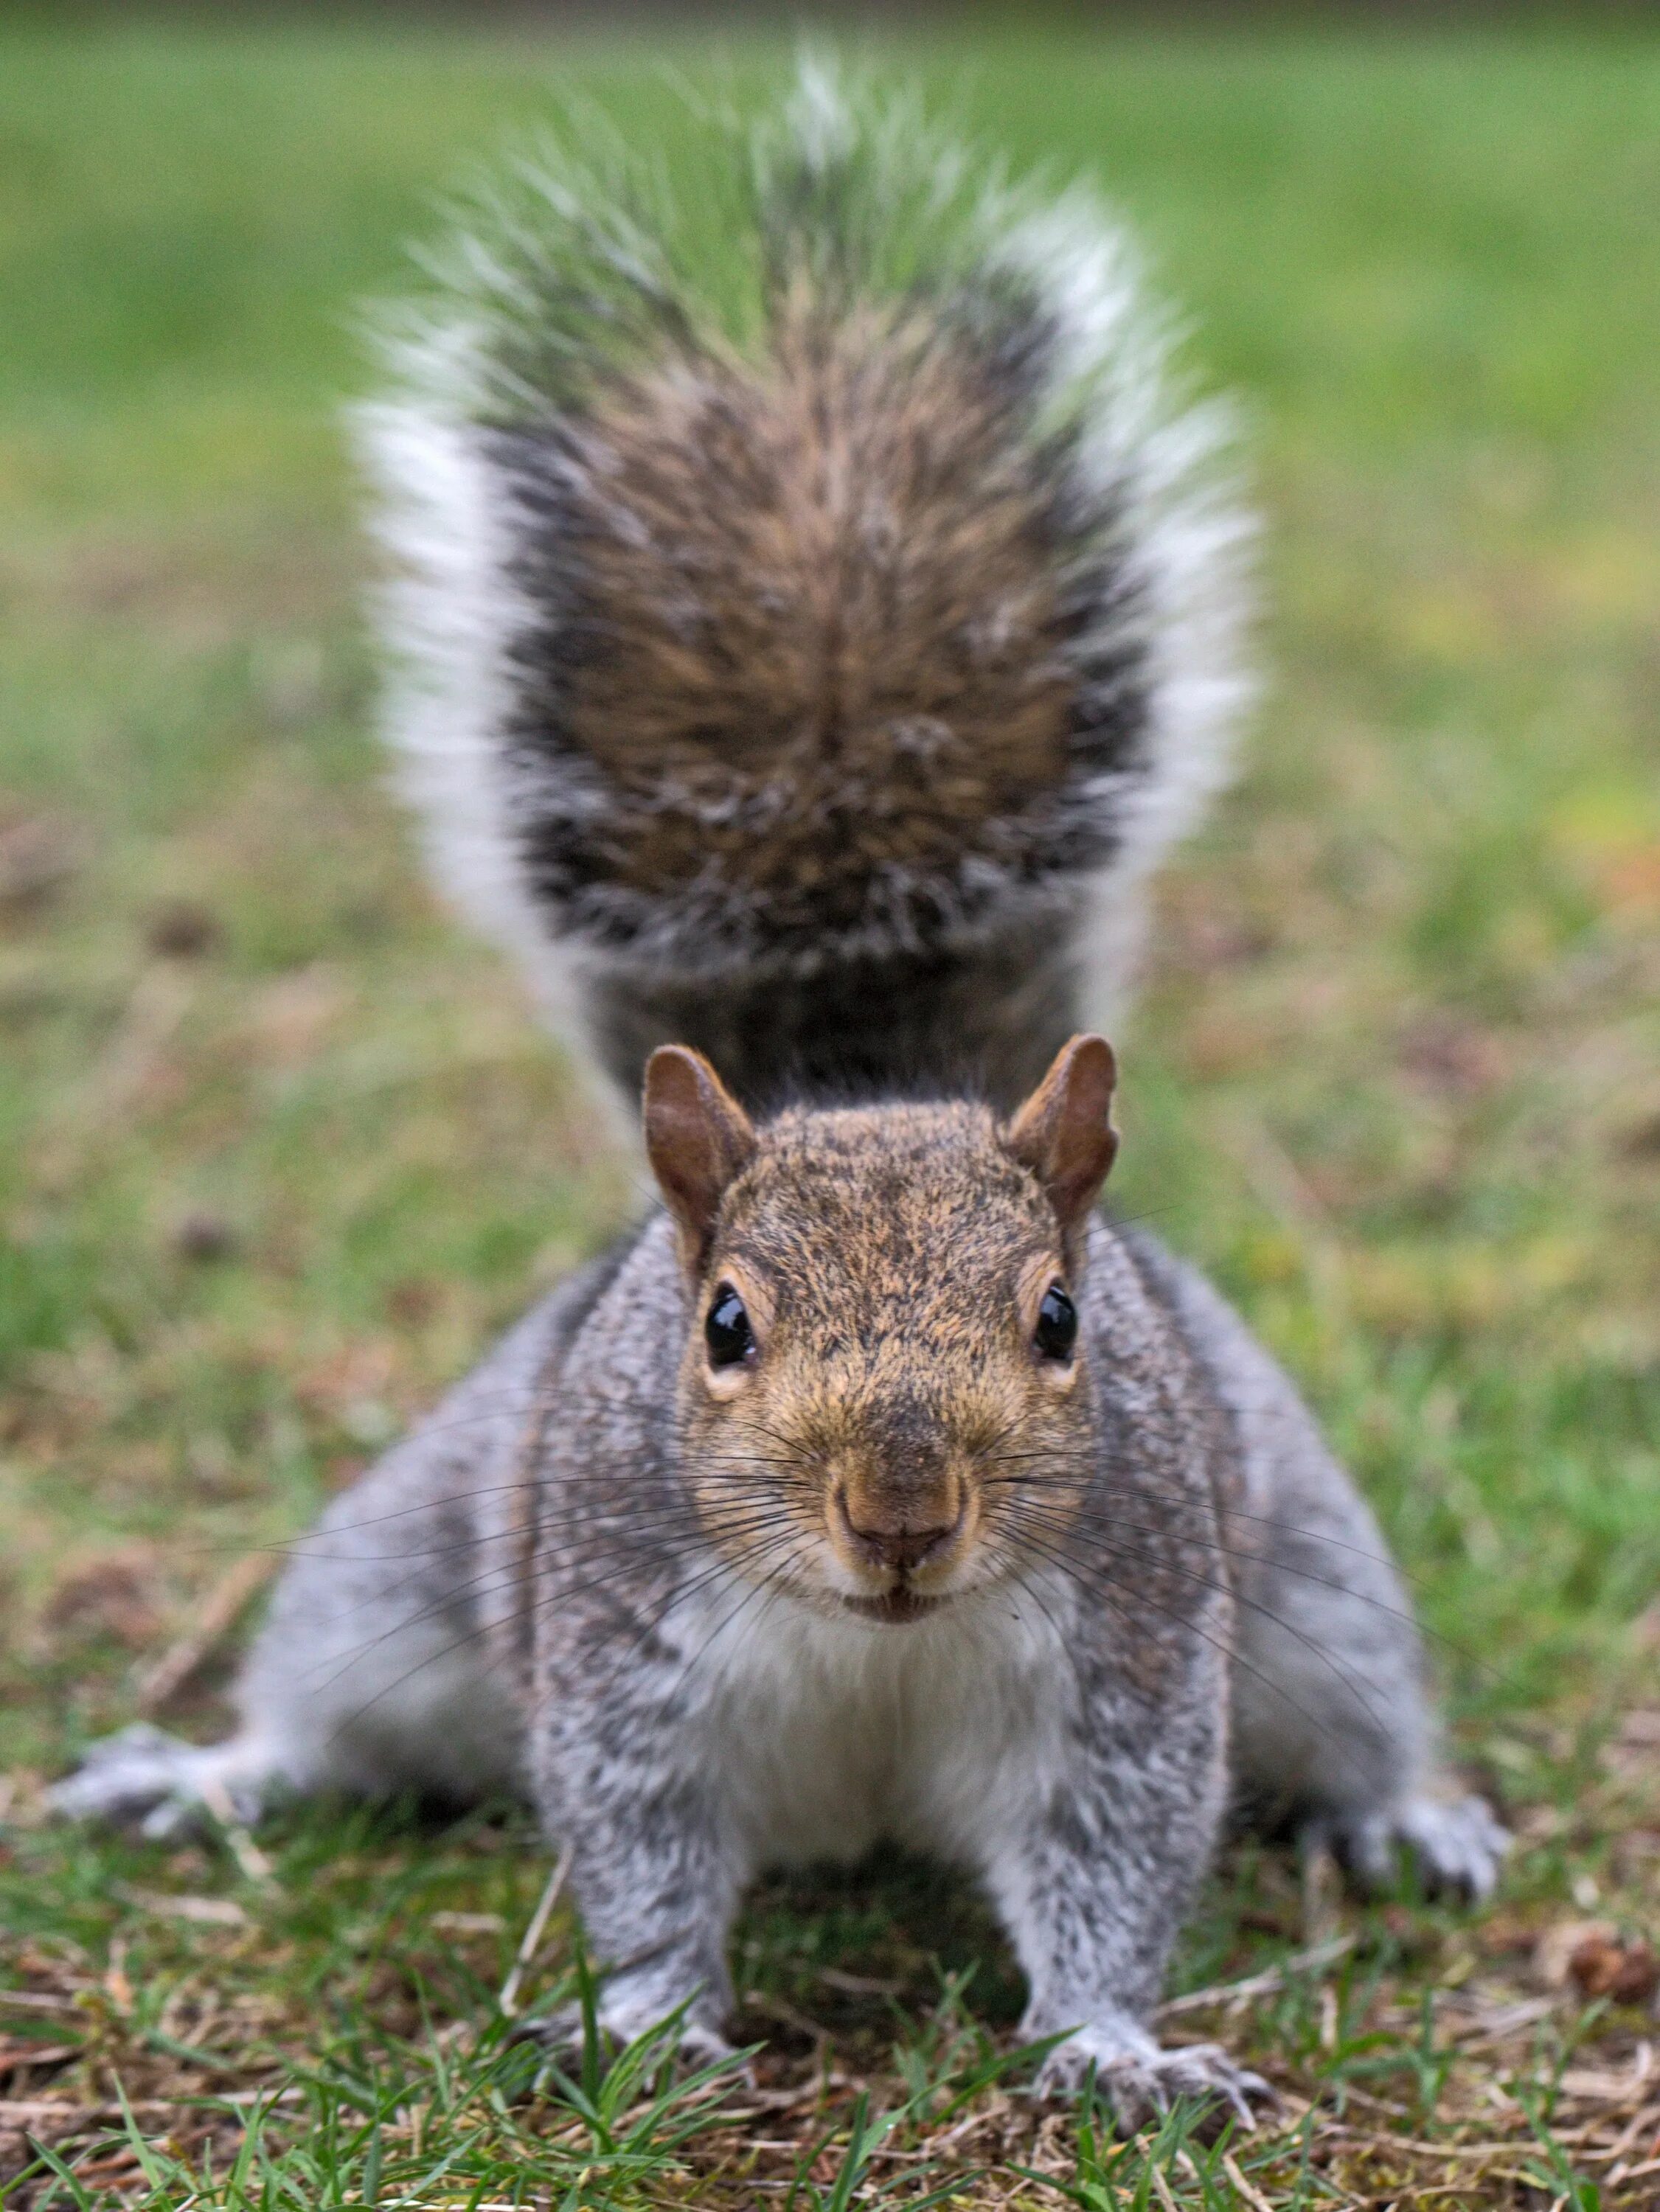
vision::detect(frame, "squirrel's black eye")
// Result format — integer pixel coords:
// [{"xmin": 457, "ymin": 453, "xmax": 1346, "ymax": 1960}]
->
[
  {"xmin": 1034, "ymin": 1284, "xmax": 1078, "ymax": 1362},
  {"xmin": 704, "ymin": 1284, "xmax": 754, "ymax": 1369}
]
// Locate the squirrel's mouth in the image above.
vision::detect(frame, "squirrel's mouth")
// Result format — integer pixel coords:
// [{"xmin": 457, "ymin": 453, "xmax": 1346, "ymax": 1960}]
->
[{"xmin": 840, "ymin": 1585, "xmax": 947, "ymax": 1626}]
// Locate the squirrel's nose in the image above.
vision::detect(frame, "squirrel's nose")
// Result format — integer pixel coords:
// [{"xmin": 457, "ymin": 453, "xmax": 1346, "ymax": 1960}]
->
[{"xmin": 836, "ymin": 1490, "xmax": 961, "ymax": 1576}]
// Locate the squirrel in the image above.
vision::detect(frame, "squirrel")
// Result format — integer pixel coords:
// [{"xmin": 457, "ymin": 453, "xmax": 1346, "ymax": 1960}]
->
[{"xmin": 52, "ymin": 66, "xmax": 1507, "ymax": 2129}]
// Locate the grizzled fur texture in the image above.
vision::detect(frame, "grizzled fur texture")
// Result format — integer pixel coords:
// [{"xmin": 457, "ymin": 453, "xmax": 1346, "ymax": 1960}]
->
[
  {"xmin": 359, "ymin": 65, "xmax": 1253, "ymax": 1110},
  {"xmin": 57, "ymin": 1088, "xmax": 1505, "ymax": 2126},
  {"xmin": 55, "ymin": 63, "xmax": 1504, "ymax": 2135}
]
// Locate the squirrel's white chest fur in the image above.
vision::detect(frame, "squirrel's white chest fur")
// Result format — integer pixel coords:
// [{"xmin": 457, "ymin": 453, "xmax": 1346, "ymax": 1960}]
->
[{"xmin": 681, "ymin": 1581, "xmax": 1074, "ymax": 1873}]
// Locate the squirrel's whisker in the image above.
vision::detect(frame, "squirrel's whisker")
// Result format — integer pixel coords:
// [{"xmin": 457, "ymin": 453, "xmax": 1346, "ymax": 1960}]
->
[
  {"xmin": 1002, "ymin": 1504, "xmax": 1396, "ymax": 1742},
  {"xmin": 327, "ymin": 1514, "xmax": 808, "ymax": 1750},
  {"xmin": 997, "ymin": 1521, "xmax": 1371, "ymax": 1787},
  {"xmin": 308, "ymin": 1498, "xmax": 803, "ymax": 1691}
]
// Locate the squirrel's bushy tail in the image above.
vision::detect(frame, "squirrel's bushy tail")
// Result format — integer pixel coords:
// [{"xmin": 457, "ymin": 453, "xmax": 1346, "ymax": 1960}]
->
[{"xmin": 358, "ymin": 61, "xmax": 1254, "ymax": 1111}]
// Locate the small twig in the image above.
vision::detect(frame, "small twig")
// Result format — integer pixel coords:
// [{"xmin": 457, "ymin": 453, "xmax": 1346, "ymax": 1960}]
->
[
  {"xmin": 111, "ymin": 1885, "xmax": 249, "ymax": 1928},
  {"xmin": 721, "ymin": 2071, "xmax": 855, "ymax": 2115},
  {"xmin": 133, "ymin": 1555, "xmax": 277, "ymax": 1717},
  {"xmin": 498, "ymin": 1844, "xmax": 574, "ymax": 2019},
  {"xmin": 198, "ymin": 1779, "xmax": 274, "ymax": 1888},
  {"xmin": 1158, "ymin": 1933, "xmax": 1355, "ymax": 2019},
  {"xmin": 1320, "ymin": 2124, "xmax": 1561, "ymax": 2159},
  {"xmin": 1300, "ymin": 1837, "xmax": 1344, "ymax": 1946},
  {"xmin": 1, "ymin": 2098, "xmax": 185, "ymax": 2124},
  {"xmin": 101, "ymin": 1941, "xmax": 132, "ymax": 2017},
  {"xmin": 2, "ymin": 2086, "xmax": 296, "ymax": 2126},
  {"xmin": 742, "ymin": 1991, "xmax": 832, "ymax": 2052},
  {"xmin": 1336, "ymin": 2081, "xmax": 1414, "ymax": 2118},
  {"xmin": 1222, "ymin": 2151, "xmax": 1278, "ymax": 2212},
  {"xmin": 0, "ymin": 2048, "xmax": 78, "ymax": 2076},
  {"xmin": 1447, "ymin": 1995, "xmax": 1557, "ymax": 2051},
  {"xmin": 1386, "ymin": 2178, "xmax": 1541, "ymax": 2201},
  {"xmin": 816, "ymin": 1965, "xmax": 906, "ymax": 1997},
  {"xmin": 1591, "ymin": 2101, "xmax": 1660, "ymax": 2165}
]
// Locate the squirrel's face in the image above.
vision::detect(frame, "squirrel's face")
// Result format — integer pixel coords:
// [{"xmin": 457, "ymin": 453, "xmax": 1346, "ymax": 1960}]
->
[{"xmin": 644, "ymin": 1037, "xmax": 1119, "ymax": 1625}]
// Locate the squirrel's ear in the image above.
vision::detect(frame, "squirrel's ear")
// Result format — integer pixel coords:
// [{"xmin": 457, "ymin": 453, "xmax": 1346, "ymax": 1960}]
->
[
  {"xmin": 1003, "ymin": 1034, "xmax": 1119, "ymax": 1243},
  {"xmin": 644, "ymin": 1046, "xmax": 757, "ymax": 1277}
]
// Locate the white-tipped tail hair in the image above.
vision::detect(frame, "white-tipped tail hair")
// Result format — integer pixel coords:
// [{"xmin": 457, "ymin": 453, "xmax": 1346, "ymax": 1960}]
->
[{"xmin": 358, "ymin": 60, "xmax": 1255, "ymax": 1112}]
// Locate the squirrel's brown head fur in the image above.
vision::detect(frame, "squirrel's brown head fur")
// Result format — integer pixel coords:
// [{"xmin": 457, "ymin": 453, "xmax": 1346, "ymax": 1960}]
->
[{"xmin": 645, "ymin": 1034, "xmax": 1118, "ymax": 1623}]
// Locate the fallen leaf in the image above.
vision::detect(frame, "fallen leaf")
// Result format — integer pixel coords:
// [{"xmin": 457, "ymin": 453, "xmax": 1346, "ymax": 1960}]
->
[
  {"xmin": 1568, "ymin": 1933, "xmax": 1659, "ymax": 2005},
  {"xmin": 1535, "ymin": 1918, "xmax": 1616, "ymax": 1988}
]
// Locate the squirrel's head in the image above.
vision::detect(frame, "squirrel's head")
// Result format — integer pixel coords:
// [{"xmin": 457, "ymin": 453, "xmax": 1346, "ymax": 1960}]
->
[{"xmin": 644, "ymin": 1036, "xmax": 1118, "ymax": 1626}]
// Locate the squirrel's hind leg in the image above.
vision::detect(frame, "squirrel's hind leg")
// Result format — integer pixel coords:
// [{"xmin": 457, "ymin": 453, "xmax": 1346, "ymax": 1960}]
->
[
  {"xmin": 52, "ymin": 1555, "xmax": 522, "ymax": 1838},
  {"xmin": 52, "ymin": 1476, "xmax": 524, "ymax": 1837},
  {"xmin": 52, "ymin": 1298, "xmax": 574, "ymax": 1837},
  {"xmin": 1225, "ymin": 1410, "xmax": 1509, "ymax": 1901},
  {"xmin": 47, "ymin": 1721, "xmax": 292, "ymax": 1837},
  {"xmin": 1144, "ymin": 1248, "xmax": 1510, "ymax": 1901}
]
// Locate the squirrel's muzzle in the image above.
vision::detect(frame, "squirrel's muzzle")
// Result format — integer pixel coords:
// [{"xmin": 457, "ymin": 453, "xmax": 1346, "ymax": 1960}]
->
[
  {"xmin": 827, "ymin": 1453, "xmax": 974, "ymax": 1604},
  {"xmin": 835, "ymin": 1488, "xmax": 963, "ymax": 1577}
]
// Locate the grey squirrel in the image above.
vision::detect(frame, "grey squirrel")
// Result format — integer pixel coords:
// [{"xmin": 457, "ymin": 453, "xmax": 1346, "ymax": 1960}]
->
[{"xmin": 53, "ymin": 66, "xmax": 1506, "ymax": 2129}]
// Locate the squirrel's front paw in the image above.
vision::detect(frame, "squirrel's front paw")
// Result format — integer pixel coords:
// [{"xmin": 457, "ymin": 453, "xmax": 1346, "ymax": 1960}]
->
[
  {"xmin": 1327, "ymin": 1792, "xmax": 1510, "ymax": 1902},
  {"xmin": 1034, "ymin": 2023, "xmax": 1273, "ymax": 2136}
]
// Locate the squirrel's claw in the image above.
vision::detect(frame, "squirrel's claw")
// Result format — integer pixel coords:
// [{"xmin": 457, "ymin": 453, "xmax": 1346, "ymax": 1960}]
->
[
  {"xmin": 1035, "ymin": 2028, "xmax": 1277, "ymax": 2137},
  {"xmin": 1322, "ymin": 1792, "xmax": 1511, "ymax": 1903},
  {"xmin": 48, "ymin": 1723, "xmax": 274, "ymax": 1839}
]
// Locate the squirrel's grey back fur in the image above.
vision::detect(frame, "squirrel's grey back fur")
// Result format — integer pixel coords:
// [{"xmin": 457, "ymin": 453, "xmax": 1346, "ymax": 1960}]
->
[{"xmin": 358, "ymin": 63, "xmax": 1252, "ymax": 1108}]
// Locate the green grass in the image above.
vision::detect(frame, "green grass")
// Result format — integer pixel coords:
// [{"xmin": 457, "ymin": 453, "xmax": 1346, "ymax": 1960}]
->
[{"xmin": 2, "ymin": 22, "xmax": 1659, "ymax": 2210}]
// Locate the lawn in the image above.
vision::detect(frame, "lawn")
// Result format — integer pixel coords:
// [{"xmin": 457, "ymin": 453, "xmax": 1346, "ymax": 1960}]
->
[{"xmin": 1, "ymin": 21, "xmax": 1658, "ymax": 2209}]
